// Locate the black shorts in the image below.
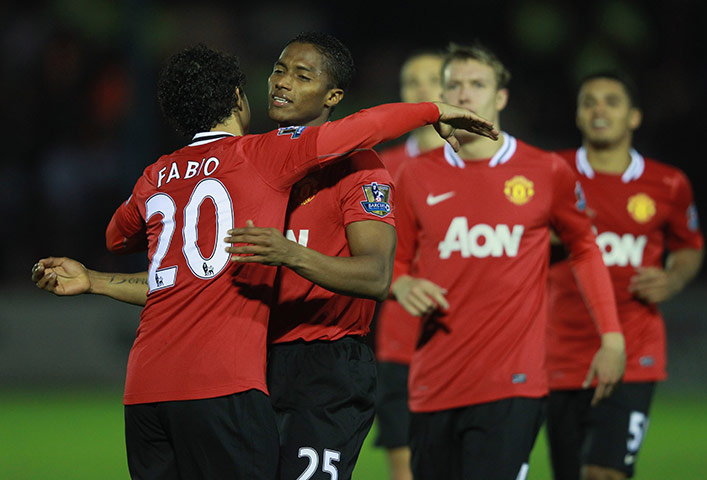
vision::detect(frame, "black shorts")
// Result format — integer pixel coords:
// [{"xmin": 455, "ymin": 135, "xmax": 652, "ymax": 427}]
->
[
  {"xmin": 267, "ymin": 336, "xmax": 377, "ymax": 480},
  {"xmin": 124, "ymin": 389, "xmax": 279, "ymax": 480},
  {"xmin": 546, "ymin": 382, "xmax": 655, "ymax": 479},
  {"xmin": 374, "ymin": 361, "xmax": 410, "ymax": 448},
  {"xmin": 409, "ymin": 396, "xmax": 545, "ymax": 480}
]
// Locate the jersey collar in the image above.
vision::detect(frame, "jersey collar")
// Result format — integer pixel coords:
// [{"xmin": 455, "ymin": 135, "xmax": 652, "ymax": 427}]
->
[
  {"xmin": 575, "ymin": 146, "xmax": 645, "ymax": 183},
  {"xmin": 404, "ymin": 135, "xmax": 421, "ymax": 157},
  {"xmin": 443, "ymin": 132, "xmax": 516, "ymax": 168},
  {"xmin": 189, "ymin": 131, "xmax": 236, "ymax": 146}
]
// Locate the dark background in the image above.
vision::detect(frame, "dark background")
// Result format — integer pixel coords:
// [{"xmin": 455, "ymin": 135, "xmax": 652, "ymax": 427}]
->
[
  {"xmin": 0, "ymin": 1, "xmax": 705, "ymax": 390},
  {"xmin": 1, "ymin": 0, "xmax": 705, "ymax": 281}
]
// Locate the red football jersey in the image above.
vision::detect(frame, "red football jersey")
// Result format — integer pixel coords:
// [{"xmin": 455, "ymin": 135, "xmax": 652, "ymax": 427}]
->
[
  {"xmin": 546, "ymin": 148, "xmax": 704, "ymax": 389},
  {"xmin": 106, "ymin": 102, "xmax": 441, "ymax": 405},
  {"xmin": 375, "ymin": 136, "xmax": 424, "ymax": 364},
  {"xmin": 268, "ymin": 149, "xmax": 395, "ymax": 343},
  {"xmin": 383, "ymin": 134, "xmax": 618, "ymax": 412}
]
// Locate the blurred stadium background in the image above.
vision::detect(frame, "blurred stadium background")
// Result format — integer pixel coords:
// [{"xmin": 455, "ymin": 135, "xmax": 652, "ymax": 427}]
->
[{"xmin": 1, "ymin": 1, "xmax": 705, "ymax": 478}]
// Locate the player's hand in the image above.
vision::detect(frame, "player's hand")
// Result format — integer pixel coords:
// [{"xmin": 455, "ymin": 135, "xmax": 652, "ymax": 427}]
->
[
  {"xmin": 31, "ymin": 257, "xmax": 91, "ymax": 296},
  {"xmin": 433, "ymin": 101, "xmax": 499, "ymax": 150},
  {"xmin": 225, "ymin": 220, "xmax": 298, "ymax": 267},
  {"xmin": 583, "ymin": 332, "xmax": 626, "ymax": 406},
  {"xmin": 391, "ymin": 275, "xmax": 449, "ymax": 317},
  {"xmin": 629, "ymin": 267, "xmax": 676, "ymax": 304}
]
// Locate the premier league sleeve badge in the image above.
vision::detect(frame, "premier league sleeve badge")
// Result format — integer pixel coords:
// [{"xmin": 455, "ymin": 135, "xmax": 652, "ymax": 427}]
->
[{"xmin": 360, "ymin": 182, "xmax": 392, "ymax": 217}]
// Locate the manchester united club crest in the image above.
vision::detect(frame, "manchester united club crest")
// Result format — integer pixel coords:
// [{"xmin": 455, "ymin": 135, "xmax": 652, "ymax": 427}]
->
[
  {"xmin": 627, "ymin": 193, "xmax": 656, "ymax": 223},
  {"xmin": 360, "ymin": 182, "xmax": 392, "ymax": 217},
  {"xmin": 504, "ymin": 175, "xmax": 534, "ymax": 205},
  {"xmin": 292, "ymin": 176, "xmax": 319, "ymax": 206}
]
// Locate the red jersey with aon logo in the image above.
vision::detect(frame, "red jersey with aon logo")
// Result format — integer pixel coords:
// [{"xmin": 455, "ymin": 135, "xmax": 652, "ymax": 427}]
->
[
  {"xmin": 384, "ymin": 134, "xmax": 620, "ymax": 413},
  {"xmin": 267, "ymin": 149, "xmax": 395, "ymax": 343},
  {"xmin": 546, "ymin": 148, "xmax": 704, "ymax": 389}
]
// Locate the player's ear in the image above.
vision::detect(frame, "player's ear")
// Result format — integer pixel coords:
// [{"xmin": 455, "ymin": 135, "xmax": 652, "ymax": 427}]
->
[
  {"xmin": 628, "ymin": 107, "xmax": 642, "ymax": 131},
  {"xmin": 496, "ymin": 88, "xmax": 509, "ymax": 112},
  {"xmin": 324, "ymin": 88, "xmax": 344, "ymax": 108},
  {"xmin": 235, "ymin": 87, "xmax": 246, "ymax": 110}
]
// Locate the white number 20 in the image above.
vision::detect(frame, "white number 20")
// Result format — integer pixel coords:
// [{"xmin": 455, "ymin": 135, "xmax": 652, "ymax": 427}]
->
[
  {"xmin": 145, "ymin": 178, "xmax": 234, "ymax": 292},
  {"xmin": 297, "ymin": 447, "xmax": 341, "ymax": 480}
]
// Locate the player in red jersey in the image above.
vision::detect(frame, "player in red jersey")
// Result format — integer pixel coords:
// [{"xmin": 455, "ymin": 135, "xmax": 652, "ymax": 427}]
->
[
  {"xmin": 373, "ymin": 48, "xmax": 446, "ymax": 480},
  {"xmin": 545, "ymin": 72, "xmax": 704, "ymax": 480},
  {"xmin": 31, "ymin": 40, "xmax": 499, "ymax": 480},
  {"xmin": 376, "ymin": 42, "xmax": 626, "ymax": 480},
  {"xmin": 225, "ymin": 32, "xmax": 395, "ymax": 480}
]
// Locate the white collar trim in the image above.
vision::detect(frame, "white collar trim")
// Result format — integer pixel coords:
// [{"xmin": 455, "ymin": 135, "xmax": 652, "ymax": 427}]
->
[
  {"xmin": 189, "ymin": 131, "xmax": 235, "ymax": 146},
  {"xmin": 404, "ymin": 135, "xmax": 421, "ymax": 157},
  {"xmin": 443, "ymin": 132, "xmax": 516, "ymax": 168},
  {"xmin": 575, "ymin": 146, "xmax": 645, "ymax": 183}
]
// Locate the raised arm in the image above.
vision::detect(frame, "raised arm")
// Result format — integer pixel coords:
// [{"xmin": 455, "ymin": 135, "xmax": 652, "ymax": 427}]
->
[{"xmin": 314, "ymin": 102, "xmax": 498, "ymax": 161}]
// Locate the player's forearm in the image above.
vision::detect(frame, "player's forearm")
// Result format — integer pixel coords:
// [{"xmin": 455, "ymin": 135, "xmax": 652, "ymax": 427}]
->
[
  {"xmin": 665, "ymin": 248, "xmax": 704, "ymax": 294},
  {"xmin": 570, "ymin": 243, "xmax": 622, "ymax": 334},
  {"xmin": 284, "ymin": 244, "xmax": 393, "ymax": 301},
  {"xmin": 315, "ymin": 103, "xmax": 439, "ymax": 163},
  {"xmin": 88, "ymin": 270, "xmax": 148, "ymax": 306}
]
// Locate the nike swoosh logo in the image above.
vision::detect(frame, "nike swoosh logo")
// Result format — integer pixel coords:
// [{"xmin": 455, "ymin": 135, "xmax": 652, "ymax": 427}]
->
[{"xmin": 426, "ymin": 191, "xmax": 455, "ymax": 206}]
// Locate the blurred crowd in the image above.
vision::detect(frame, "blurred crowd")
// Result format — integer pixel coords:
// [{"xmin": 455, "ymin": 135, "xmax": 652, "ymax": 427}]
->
[{"xmin": 2, "ymin": 0, "xmax": 705, "ymax": 285}]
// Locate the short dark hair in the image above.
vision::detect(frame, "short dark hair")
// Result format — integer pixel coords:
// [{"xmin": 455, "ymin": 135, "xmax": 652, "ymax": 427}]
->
[
  {"xmin": 285, "ymin": 32, "xmax": 355, "ymax": 90},
  {"xmin": 577, "ymin": 71, "xmax": 640, "ymax": 108},
  {"xmin": 442, "ymin": 42, "xmax": 511, "ymax": 90},
  {"xmin": 400, "ymin": 48, "xmax": 444, "ymax": 80},
  {"xmin": 157, "ymin": 43, "xmax": 247, "ymax": 137}
]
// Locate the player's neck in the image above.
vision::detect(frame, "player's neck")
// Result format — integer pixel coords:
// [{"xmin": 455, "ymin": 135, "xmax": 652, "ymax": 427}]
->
[
  {"xmin": 457, "ymin": 132, "xmax": 505, "ymax": 161},
  {"xmin": 412, "ymin": 125, "xmax": 447, "ymax": 152},
  {"xmin": 214, "ymin": 114, "xmax": 247, "ymax": 136},
  {"xmin": 584, "ymin": 140, "xmax": 633, "ymax": 174}
]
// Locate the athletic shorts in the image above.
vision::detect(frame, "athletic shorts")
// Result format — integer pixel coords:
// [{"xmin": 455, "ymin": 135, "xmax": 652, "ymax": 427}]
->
[
  {"xmin": 409, "ymin": 396, "xmax": 545, "ymax": 480},
  {"xmin": 374, "ymin": 361, "xmax": 410, "ymax": 448},
  {"xmin": 267, "ymin": 336, "xmax": 377, "ymax": 480},
  {"xmin": 546, "ymin": 382, "xmax": 655, "ymax": 479},
  {"xmin": 124, "ymin": 389, "xmax": 279, "ymax": 480}
]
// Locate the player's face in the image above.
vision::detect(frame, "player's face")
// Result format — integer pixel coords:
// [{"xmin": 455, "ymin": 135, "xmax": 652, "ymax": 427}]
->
[
  {"xmin": 268, "ymin": 42, "xmax": 343, "ymax": 127},
  {"xmin": 400, "ymin": 55, "xmax": 443, "ymax": 103},
  {"xmin": 576, "ymin": 78, "xmax": 641, "ymax": 149},
  {"xmin": 442, "ymin": 58, "xmax": 506, "ymax": 140}
]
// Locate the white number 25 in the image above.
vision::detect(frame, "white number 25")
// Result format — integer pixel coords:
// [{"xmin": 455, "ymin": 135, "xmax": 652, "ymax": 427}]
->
[{"xmin": 297, "ymin": 447, "xmax": 341, "ymax": 480}]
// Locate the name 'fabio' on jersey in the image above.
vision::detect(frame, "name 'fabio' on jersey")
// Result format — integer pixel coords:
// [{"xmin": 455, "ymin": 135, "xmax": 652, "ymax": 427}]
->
[
  {"xmin": 546, "ymin": 148, "xmax": 704, "ymax": 388},
  {"xmin": 386, "ymin": 134, "xmax": 598, "ymax": 412}
]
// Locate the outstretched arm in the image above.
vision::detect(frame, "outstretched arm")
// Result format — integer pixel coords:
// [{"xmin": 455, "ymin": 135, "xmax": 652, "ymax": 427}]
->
[
  {"xmin": 32, "ymin": 257, "xmax": 148, "ymax": 306},
  {"xmin": 225, "ymin": 220, "xmax": 396, "ymax": 301},
  {"xmin": 314, "ymin": 102, "xmax": 498, "ymax": 161}
]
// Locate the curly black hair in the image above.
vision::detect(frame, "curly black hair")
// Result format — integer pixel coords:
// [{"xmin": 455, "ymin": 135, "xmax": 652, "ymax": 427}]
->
[
  {"xmin": 157, "ymin": 44, "xmax": 247, "ymax": 137},
  {"xmin": 285, "ymin": 32, "xmax": 355, "ymax": 90}
]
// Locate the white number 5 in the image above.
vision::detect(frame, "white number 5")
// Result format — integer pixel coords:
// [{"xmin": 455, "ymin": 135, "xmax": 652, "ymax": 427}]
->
[
  {"xmin": 627, "ymin": 411, "xmax": 649, "ymax": 453},
  {"xmin": 297, "ymin": 447, "xmax": 341, "ymax": 480}
]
